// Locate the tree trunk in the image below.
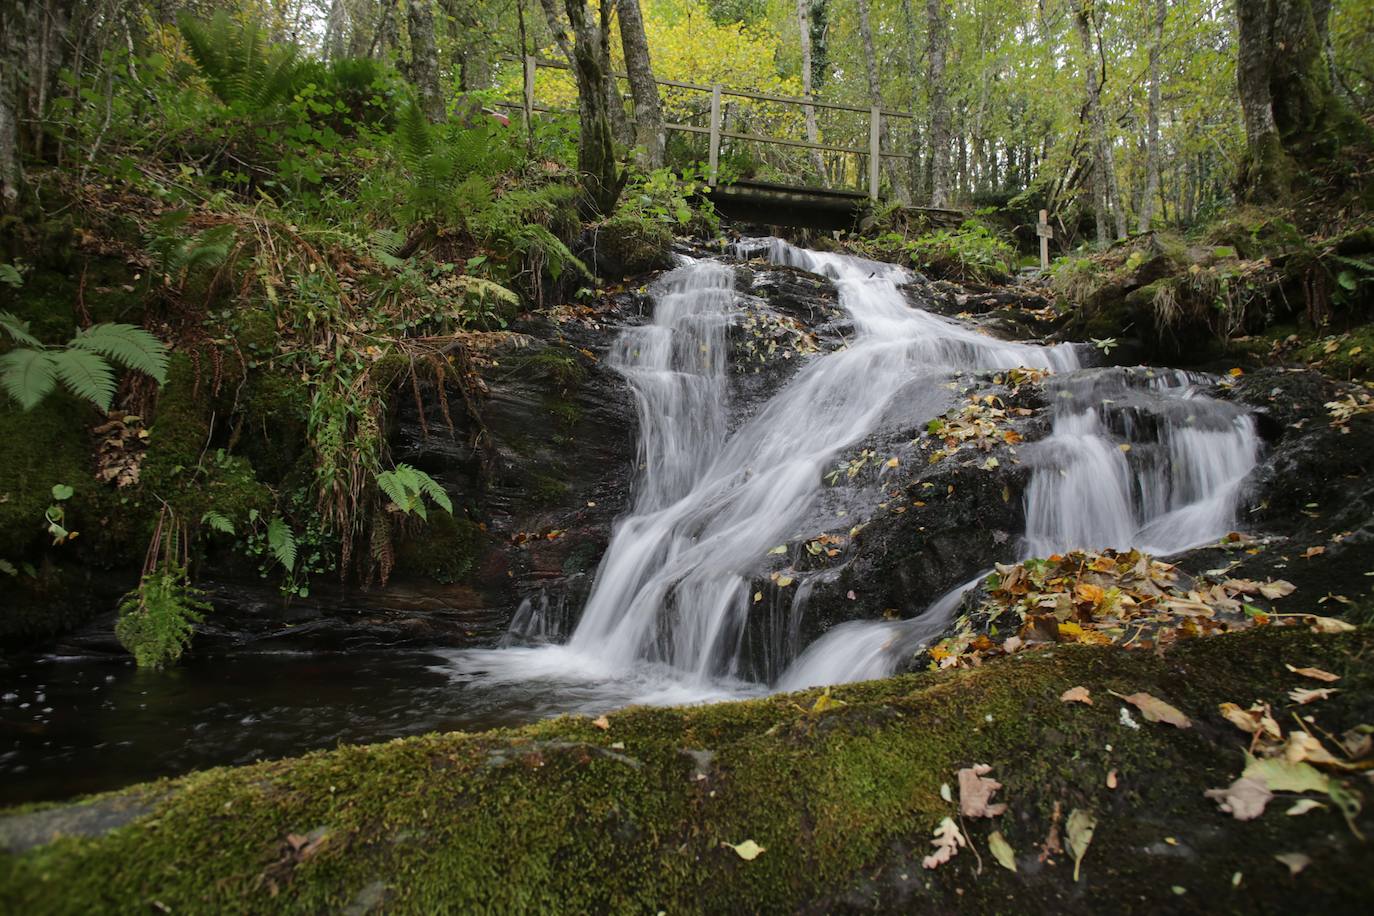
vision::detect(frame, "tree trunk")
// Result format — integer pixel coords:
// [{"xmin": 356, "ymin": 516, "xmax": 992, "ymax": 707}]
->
[
  {"xmin": 323, "ymin": 0, "xmax": 349, "ymax": 61},
  {"xmin": 1234, "ymin": 0, "xmax": 1371, "ymax": 201},
  {"xmin": 925, "ymin": 0, "xmax": 950, "ymax": 207},
  {"xmin": 1138, "ymin": 0, "xmax": 1164, "ymax": 232},
  {"xmin": 795, "ymin": 0, "xmax": 827, "ymax": 182},
  {"xmin": 856, "ymin": 0, "xmax": 908, "ymax": 203},
  {"xmin": 405, "ymin": 0, "xmax": 443, "ymax": 121},
  {"xmin": 616, "ymin": 0, "xmax": 663, "ymax": 169},
  {"xmin": 900, "ymin": 0, "xmax": 924, "ymax": 199},
  {"xmin": 1068, "ymin": 0, "xmax": 1121, "ymax": 242},
  {"xmin": 542, "ymin": 0, "xmax": 622, "ymax": 216},
  {"xmin": 0, "ymin": 0, "xmax": 21, "ymax": 209}
]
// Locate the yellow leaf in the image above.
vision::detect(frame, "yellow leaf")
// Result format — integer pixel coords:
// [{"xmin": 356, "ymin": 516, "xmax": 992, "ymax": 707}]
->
[
  {"xmin": 753, "ymin": 591, "xmax": 763, "ymax": 603},
  {"xmin": 1227, "ymin": 367, "xmax": 1244, "ymax": 377},
  {"xmin": 885, "ymin": 456, "xmax": 899, "ymax": 468},
  {"xmin": 988, "ymin": 830, "xmax": 1017, "ymax": 872},
  {"xmin": 591, "ymin": 715, "xmax": 610, "ymax": 730},
  {"xmin": 776, "ymin": 575, "xmax": 794, "ymax": 587},
  {"xmin": 1067, "ymin": 809, "xmax": 1097, "ymax": 882},
  {"xmin": 1308, "ymin": 615, "xmax": 1355, "ymax": 634},
  {"xmin": 722, "ymin": 839, "xmax": 765, "ymax": 861},
  {"xmin": 1118, "ymin": 691, "xmax": 1191, "ymax": 728}
]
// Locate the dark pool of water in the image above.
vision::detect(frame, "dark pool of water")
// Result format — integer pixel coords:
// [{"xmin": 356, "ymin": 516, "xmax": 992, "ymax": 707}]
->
[{"xmin": 0, "ymin": 647, "xmax": 564, "ymax": 806}]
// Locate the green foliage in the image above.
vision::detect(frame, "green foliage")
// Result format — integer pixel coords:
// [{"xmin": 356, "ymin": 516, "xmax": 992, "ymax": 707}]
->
[
  {"xmin": 905, "ymin": 221, "xmax": 1017, "ymax": 285},
  {"xmin": 177, "ymin": 12, "xmax": 304, "ymax": 110},
  {"xmin": 266, "ymin": 516, "xmax": 297, "ymax": 572},
  {"xmin": 0, "ymin": 313, "xmax": 169, "ymax": 412},
  {"xmin": 115, "ymin": 559, "xmax": 211, "ymax": 669},
  {"xmin": 376, "ymin": 464, "xmax": 452, "ymax": 521}
]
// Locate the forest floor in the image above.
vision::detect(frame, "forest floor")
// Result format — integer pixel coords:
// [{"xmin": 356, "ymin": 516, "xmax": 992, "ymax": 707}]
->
[{"xmin": 2, "ymin": 625, "xmax": 1371, "ymax": 913}]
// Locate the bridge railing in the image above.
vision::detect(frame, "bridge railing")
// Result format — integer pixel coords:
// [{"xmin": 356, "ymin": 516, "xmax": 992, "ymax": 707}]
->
[{"xmin": 495, "ymin": 55, "xmax": 917, "ymax": 201}]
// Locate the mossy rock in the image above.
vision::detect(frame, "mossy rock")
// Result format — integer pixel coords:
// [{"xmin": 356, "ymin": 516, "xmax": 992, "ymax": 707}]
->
[
  {"xmin": 1, "ymin": 627, "xmax": 1371, "ymax": 912},
  {"xmin": 392, "ymin": 512, "xmax": 483, "ymax": 584},
  {"xmin": 590, "ymin": 214, "xmax": 674, "ymax": 279}
]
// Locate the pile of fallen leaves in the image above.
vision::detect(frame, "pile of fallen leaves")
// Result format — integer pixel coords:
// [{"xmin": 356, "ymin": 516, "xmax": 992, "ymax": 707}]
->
[
  {"xmin": 921, "ymin": 393, "xmax": 1032, "ymax": 468},
  {"xmin": 1326, "ymin": 389, "xmax": 1374, "ymax": 432},
  {"xmin": 1206, "ymin": 663, "xmax": 1369, "ymax": 868},
  {"xmin": 922, "ymin": 549, "xmax": 1349, "ymax": 670},
  {"xmin": 736, "ymin": 310, "xmax": 822, "ymax": 368},
  {"xmin": 92, "ymin": 411, "xmax": 149, "ymax": 488}
]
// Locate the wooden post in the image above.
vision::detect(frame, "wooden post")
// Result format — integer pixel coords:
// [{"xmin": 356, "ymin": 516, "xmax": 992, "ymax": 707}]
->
[
  {"xmin": 708, "ymin": 83, "xmax": 722, "ymax": 186},
  {"xmin": 523, "ymin": 55, "xmax": 537, "ymax": 134},
  {"xmin": 868, "ymin": 106, "xmax": 881, "ymax": 200},
  {"xmin": 1037, "ymin": 209, "xmax": 1053, "ymax": 270}
]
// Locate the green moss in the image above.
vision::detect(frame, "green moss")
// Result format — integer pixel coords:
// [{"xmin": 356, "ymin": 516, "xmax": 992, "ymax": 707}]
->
[
  {"xmin": 2, "ymin": 627, "xmax": 1371, "ymax": 913},
  {"xmin": 505, "ymin": 344, "xmax": 588, "ymax": 391},
  {"xmin": 393, "ymin": 512, "xmax": 483, "ymax": 584},
  {"xmin": 595, "ymin": 213, "xmax": 674, "ymax": 278},
  {"xmin": 525, "ymin": 471, "xmax": 569, "ymax": 505},
  {"xmin": 0, "ymin": 395, "xmax": 92, "ymax": 558}
]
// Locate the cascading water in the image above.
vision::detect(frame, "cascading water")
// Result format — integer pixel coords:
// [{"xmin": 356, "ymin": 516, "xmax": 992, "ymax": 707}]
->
[{"xmin": 449, "ymin": 239, "xmax": 1260, "ymax": 709}]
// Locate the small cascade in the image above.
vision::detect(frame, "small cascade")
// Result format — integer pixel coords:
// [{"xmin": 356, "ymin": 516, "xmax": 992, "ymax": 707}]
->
[{"xmin": 449, "ymin": 238, "xmax": 1261, "ymax": 711}]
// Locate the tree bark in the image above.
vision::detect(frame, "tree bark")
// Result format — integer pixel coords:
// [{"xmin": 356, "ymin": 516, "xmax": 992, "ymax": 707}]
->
[
  {"xmin": 795, "ymin": 0, "xmax": 827, "ymax": 182},
  {"xmin": 616, "ymin": 0, "xmax": 664, "ymax": 169},
  {"xmin": 1068, "ymin": 0, "xmax": 1123, "ymax": 242},
  {"xmin": 0, "ymin": 0, "xmax": 21, "ymax": 209},
  {"xmin": 542, "ymin": 0, "xmax": 622, "ymax": 216},
  {"xmin": 925, "ymin": 0, "xmax": 950, "ymax": 207},
  {"xmin": 856, "ymin": 0, "xmax": 908, "ymax": 203},
  {"xmin": 405, "ymin": 0, "xmax": 443, "ymax": 121},
  {"xmin": 900, "ymin": 0, "xmax": 924, "ymax": 199},
  {"xmin": 1138, "ymin": 0, "xmax": 1164, "ymax": 233},
  {"xmin": 1234, "ymin": 0, "xmax": 1371, "ymax": 201}
]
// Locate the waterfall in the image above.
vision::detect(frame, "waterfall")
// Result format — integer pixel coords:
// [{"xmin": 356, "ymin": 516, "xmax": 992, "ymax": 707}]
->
[{"xmin": 447, "ymin": 240, "xmax": 1259, "ymax": 709}]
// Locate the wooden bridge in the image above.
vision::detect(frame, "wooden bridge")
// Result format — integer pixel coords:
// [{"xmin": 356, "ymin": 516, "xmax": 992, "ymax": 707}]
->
[{"xmin": 497, "ymin": 55, "xmax": 963, "ymax": 230}]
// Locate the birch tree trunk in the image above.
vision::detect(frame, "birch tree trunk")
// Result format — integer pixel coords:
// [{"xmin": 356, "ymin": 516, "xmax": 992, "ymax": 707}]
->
[
  {"xmin": 925, "ymin": 0, "xmax": 951, "ymax": 207},
  {"xmin": 1138, "ymin": 0, "xmax": 1164, "ymax": 232},
  {"xmin": 616, "ymin": 0, "xmax": 664, "ymax": 169},
  {"xmin": 856, "ymin": 0, "xmax": 908, "ymax": 202},
  {"xmin": 1068, "ymin": 0, "xmax": 1122, "ymax": 242},
  {"xmin": 900, "ymin": 0, "xmax": 924, "ymax": 199},
  {"xmin": 405, "ymin": 0, "xmax": 443, "ymax": 122},
  {"xmin": 0, "ymin": 0, "xmax": 21, "ymax": 209},
  {"xmin": 795, "ymin": 0, "xmax": 827, "ymax": 182}
]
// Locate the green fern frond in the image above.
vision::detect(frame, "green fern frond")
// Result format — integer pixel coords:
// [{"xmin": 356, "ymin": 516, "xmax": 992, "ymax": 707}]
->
[
  {"xmin": 70, "ymin": 323, "xmax": 170, "ymax": 385},
  {"xmin": 0, "ymin": 349, "xmax": 57, "ymax": 410},
  {"xmin": 267, "ymin": 517, "xmax": 297, "ymax": 572},
  {"xmin": 49, "ymin": 348, "xmax": 117, "ymax": 411},
  {"xmin": 0, "ymin": 310, "xmax": 41, "ymax": 347},
  {"xmin": 455, "ymin": 276, "xmax": 520, "ymax": 306},
  {"xmin": 376, "ymin": 469, "xmax": 411, "ymax": 510},
  {"xmin": 409, "ymin": 467, "xmax": 453, "ymax": 515},
  {"xmin": 201, "ymin": 511, "xmax": 236, "ymax": 535}
]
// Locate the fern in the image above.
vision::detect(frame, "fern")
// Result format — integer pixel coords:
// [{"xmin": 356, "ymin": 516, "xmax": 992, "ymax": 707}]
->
[
  {"xmin": 201, "ymin": 511, "xmax": 236, "ymax": 535},
  {"xmin": 178, "ymin": 12, "xmax": 303, "ymax": 110},
  {"xmin": 456, "ymin": 276, "xmax": 520, "ymax": 305},
  {"xmin": 71, "ymin": 324, "xmax": 171, "ymax": 385},
  {"xmin": 267, "ymin": 517, "xmax": 297, "ymax": 572},
  {"xmin": 0, "ymin": 349, "xmax": 56, "ymax": 410},
  {"xmin": 375, "ymin": 463, "xmax": 451, "ymax": 520},
  {"xmin": 0, "ymin": 310, "xmax": 41, "ymax": 347},
  {"xmin": 0, "ymin": 321, "xmax": 170, "ymax": 412},
  {"xmin": 115, "ymin": 563, "xmax": 211, "ymax": 668},
  {"xmin": 49, "ymin": 348, "xmax": 117, "ymax": 410}
]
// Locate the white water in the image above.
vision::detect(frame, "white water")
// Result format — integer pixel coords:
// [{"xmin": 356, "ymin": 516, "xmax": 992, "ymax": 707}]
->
[{"xmin": 446, "ymin": 240, "xmax": 1260, "ymax": 709}]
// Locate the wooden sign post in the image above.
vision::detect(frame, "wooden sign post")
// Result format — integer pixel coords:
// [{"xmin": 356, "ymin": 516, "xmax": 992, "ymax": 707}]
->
[{"xmin": 1037, "ymin": 209, "xmax": 1053, "ymax": 270}]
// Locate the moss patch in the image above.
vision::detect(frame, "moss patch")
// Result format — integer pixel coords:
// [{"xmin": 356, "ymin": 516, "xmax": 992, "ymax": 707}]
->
[
  {"xmin": 393, "ymin": 512, "xmax": 483, "ymax": 584},
  {"xmin": 2, "ymin": 627, "xmax": 1371, "ymax": 913}
]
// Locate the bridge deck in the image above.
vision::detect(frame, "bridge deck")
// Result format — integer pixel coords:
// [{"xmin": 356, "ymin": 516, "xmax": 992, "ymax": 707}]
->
[{"xmin": 707, "ymin": 180, "xmax": 964, "ymax": 231}]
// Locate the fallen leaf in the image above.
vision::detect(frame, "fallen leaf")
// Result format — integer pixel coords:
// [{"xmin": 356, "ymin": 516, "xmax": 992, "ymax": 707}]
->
[
  {"xmin": 768, "ymin": 545, "xmax": 787, "ymax": 555},
  {"xmin": 1301, "ymin": 546, "xmax": 1326, "ymax": 559},
  {"xmin": 885, "ymin": 456, "xmax": 899, "ymax": 468},
  {"xmin": 1308, "ymin": 616, "xmax": 1355, "ymax": 634},
  {"xmin": 1066, "ymin": 809, "xmax": 1097, "ymax": 881},
  {"xmin": 1274, "ymin": 852, "xmax": 1311, "ymax": 876},
  {"xmin": 1218, "ymin": 702, "xmax": 1282, "ymax": 741},
  {"xmin": 1286, "ymin": 799, "xmax": 1327, "ymax": 816},
  {"xmin": 722, "ymin": 839, "xmax": 765, "ymax": 861},
  {"xmin": 1286, "ymin": 664, "xmax": 1339, "ymax": 683},
  {"xmin": 1106, "ymin": 769, "xmax": 1118, "ymax": 789},
  {"xmin": 1119, "ymin": 692, "xmax": 1191, "ymax": 728},
  {"xmin": 922, "ymin": 817, "xmax": 966, "ymax": 869},
  {"xmin": 775, "ymin": 575, "xmax": 794, "ymax": 588},
  {"xmin": 1060, "ymin": 686, "xmax": 1093, "ymax": 705},
  {"xmin": 1289, "ymin": 687, "xmax": 1338, "ymax": 705},
  {"xmin": 753, "ymin": 591, "xmax": 762, "ymax": 603},
  {"xmin": 591, "ymin": 715, "xmax": 610, "ymax": 730},
  {"xmin": 810, "ymin": 687, "xmax": 846, "ymax": 713},
  {"xmin": 988, "ymin": 830, "xmax": 1017, "ymax": 872},
  {"xmin": 1206, "ymin": 776, "xmax": 1273, "ymax": 820},
  {"xmin": 1243, "ymin": 755, "xmax": 1331, "ymax": 795},
  {"xmin": 939, "ymin": 783, "xmax": 952, "ymax": 803},
  {"xmin": 1228, "ymin": 367, "xmax": 1244, "ymax": 377},
  {"xmin": 1258, "ymin": 580, "xmax": 1296, "ymax": 599},
  {"xmin": 958, "ymin": 764, "xmax": 1007, "ymax": 818}
]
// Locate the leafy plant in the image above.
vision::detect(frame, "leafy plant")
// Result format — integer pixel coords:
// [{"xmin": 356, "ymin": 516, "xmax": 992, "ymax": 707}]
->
[
  {"xmin": 177, "ymin": 12, "xmax": 304, "ymax": 110},
  {"xmin": 115, "ymin": 561, "xmax": 211, "ymax": 668},
  {"xmin": 905, "ymin": 220, "xmax": 1017, "ymax": 285},
  {"xmin": 376, "ymin": 463, "xmax": 452, "ymax": 520},
  {"xmin": 0, "ymin": 313, "xmax": 169, "ymax": 411},
  {"xmin": 45, "ymin": 483, "xmax": 76, "ymax": 545}
]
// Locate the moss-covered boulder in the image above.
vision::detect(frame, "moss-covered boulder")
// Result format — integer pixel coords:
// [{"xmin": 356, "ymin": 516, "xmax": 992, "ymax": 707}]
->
[{"xmin": 2, "ymin": 627, "xmax": 1371, "ymax": 913}]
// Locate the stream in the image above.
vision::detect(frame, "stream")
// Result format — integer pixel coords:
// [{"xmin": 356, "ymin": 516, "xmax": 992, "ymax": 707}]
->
[{"xmin": 0, "ymin": 239, "xmax": 1261, "ymax": 804}]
